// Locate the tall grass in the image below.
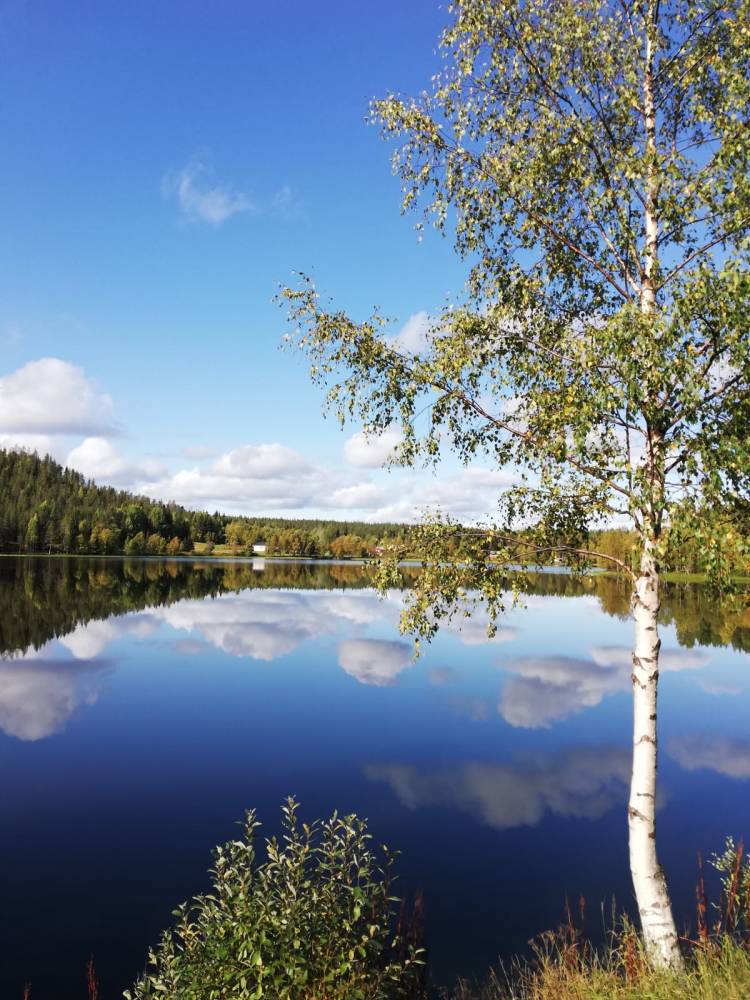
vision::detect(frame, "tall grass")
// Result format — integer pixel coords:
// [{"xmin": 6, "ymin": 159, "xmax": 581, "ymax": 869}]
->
[
  {"xmin": 450, "ymin": 837, "xmax": 750, "ymax": 1000},
  {"xmin": 450, "ymin": 930, "xmax": 750, "ymax": 999}
]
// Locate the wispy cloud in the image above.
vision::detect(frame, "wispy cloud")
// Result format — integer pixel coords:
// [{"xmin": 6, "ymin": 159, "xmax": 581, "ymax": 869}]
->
[
  {"xmin": 163, "ymin": 157, "xmax": 255, "ymax": 226},
  {"xmin": 270, "ymin": 184, "xmax": 305, "ymax": 221},
  {"xmin": 163, "ymin": 157, "xmax": 303, "ymax": 227}
]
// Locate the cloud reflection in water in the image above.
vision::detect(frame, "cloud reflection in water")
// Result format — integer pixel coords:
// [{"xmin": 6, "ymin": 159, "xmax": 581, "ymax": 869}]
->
[
  {"xmin": 366, "ymin": 746, "xmax": 631, "ymax": 830},
  {"xmin": 0, "ymin": 657, "xmax": 112, "ymax": 741}
]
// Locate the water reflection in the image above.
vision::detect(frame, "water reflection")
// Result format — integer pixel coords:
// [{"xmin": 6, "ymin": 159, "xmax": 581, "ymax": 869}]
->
[
  {"xmin": 0, "ymin": 556, "xmax": 748, "ymax": 1000},
  {"xmin": 0, "ymin": 656, "xmax": 112, "ymax": 740},
  {"xmin": 366, "ymin": 745, "xmax": 631, "ymax": 830},
  {"xmin": 500, "ymin": 646, "xmax": 710, "ymax": 729},
  {"xmin": 669, "ymin": 735, "xmax": 750, "ymax": 778},
  {"xmin": 338, "ymin": 638, "xmax": 412, "ymax": 686}
]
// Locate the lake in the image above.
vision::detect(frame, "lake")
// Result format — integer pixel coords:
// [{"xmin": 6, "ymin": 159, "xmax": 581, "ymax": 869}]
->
[{"xmin": 1, "ymin": 556, "xmax": 748, "ymax": 998}]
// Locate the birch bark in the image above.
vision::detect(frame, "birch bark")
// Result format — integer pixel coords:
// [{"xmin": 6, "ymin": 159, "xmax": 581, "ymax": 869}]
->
[{"xmin": 628, "ymin": 542, "xmax": 682, "ymax": 966}]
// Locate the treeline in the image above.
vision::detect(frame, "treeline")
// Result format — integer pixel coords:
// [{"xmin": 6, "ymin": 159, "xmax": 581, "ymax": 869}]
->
[
  {"xmin": 0, "ymin": 450, "xmax": 225, "ymax": 556},
  {"xmin": 0, "ymin": 449, "xmax": 408, "ymax": 558},
  {"xmin": 590, "ymin": 524, "xmax": 750, "ymax": 578},
  {"xmin": 2, "ymin": 450, "xmax": 746, "ymax": 574}
]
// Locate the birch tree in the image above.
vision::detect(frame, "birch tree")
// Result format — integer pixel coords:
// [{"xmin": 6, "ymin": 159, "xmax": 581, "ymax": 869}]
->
[{"xmin": 280, "ymin": 0, "xmax": 750, "ymax": 967}]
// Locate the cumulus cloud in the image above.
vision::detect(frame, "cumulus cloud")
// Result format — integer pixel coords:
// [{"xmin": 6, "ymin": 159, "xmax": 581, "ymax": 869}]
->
[
  {"xmin": 344, "ymin": 428, "xmax": 404, "ymax": 468},
  {"xmin": 387, "ymin": 312, "xmax": 432, "ymax": 354},
  {"xmin": 329, "ymin": 483, "xmax": 385, "ymax": 509},
  {"xmin": 212, "ymin": 443, "xmax": 306, "ymax": 478},
  {"xmin": 370, "ymin": 467, "xmax": 521, "ymax": 523},
  {"xmin": 669, "ymin": 735, "xmax": 750, "ymax": 779},
  {"xmin": 139, "ymin": 442, "xmax": 361, "ymax": 513},
  {"xmin": 338, "ymin": 638, "xmax": 413, "ymax": 686},
  {"xmin": 0, "ymin": 358, "xmax": 115, "ymax": 436},
  {"xmin": 365, "ymin": 745, "xmax": 631, "ymax": 830},
  {"xmin": 0, "ymin": 657, "xmax": 112, "ymax": 741},
  {"xmin": 164, "ymin": 158, "xmax": 254, "ymax": 226},
  {"xmin": 0, "ymin": 433, "xmax": 65, "ymax": 462},
  {"xmin": 66, "ymin": 437, "xmax": 166, "ymax": 486},
  {"xmin": 500, "ymin": 645, "xmax": 710, "ymax": 729}
]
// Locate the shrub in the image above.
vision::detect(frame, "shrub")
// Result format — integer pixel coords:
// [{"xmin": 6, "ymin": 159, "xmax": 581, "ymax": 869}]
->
[{"xmin": 126, "ymin": 799, "xmax": 425, "ymax": 1000}]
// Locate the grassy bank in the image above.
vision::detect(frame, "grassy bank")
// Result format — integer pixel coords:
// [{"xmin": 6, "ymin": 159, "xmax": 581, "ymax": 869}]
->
[{"xmin": 451, "ymin": 933, "xmax": 750, "ymax": 999}]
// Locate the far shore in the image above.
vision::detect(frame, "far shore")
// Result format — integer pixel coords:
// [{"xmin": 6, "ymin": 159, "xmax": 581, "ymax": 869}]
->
[{"xmin": 2, "ymin": 549, "xmax": 748, "ymax": 585}]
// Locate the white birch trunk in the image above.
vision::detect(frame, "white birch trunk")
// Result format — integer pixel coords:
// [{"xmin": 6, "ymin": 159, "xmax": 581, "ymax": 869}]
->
[{"xmin": 628, "ymin": 540, "xmax": 682, "ymax": 967}]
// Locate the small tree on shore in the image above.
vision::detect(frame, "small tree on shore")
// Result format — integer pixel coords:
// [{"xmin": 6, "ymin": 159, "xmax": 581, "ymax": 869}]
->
[{"xmin": 282, "ymin": 0, "xmax": 750, "ymax": 968}]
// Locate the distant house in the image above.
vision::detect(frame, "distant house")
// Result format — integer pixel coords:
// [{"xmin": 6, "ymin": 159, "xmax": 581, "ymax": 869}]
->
[{"xmin": 252, "ymin": 543, "xmax": 267, "ymax": 555}]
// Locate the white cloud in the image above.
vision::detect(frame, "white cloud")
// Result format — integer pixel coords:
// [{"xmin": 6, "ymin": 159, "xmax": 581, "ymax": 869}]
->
[
  {"xmin": 164, "ymin": 158, "xmax": 254, "ymax": 226},
  {"xmin": 344, "ymin": 429, "xmax": 404, "ymax": 469},
  {"xmin": 669, "ymin": 736, "xmax": 750, "ymax": 779},
  {"xmin": 66, "ymin": 437, "xmax": 166, "ymax": 486},
  {"xmin": 135, "ymin": 437, "xmax": 519, "ymax": 522},
  {"xmin": 338, "ymin": 638, "xmax": 413, "ymax": 686},
  {"xmin": 329, "ymin": 483, "xmax": 385, "ymax": 509},
  {"xmin": 0, "ymin": 433, "xmax": 65, "ymax": 462},
  {"xmin": 370, "ymin": 467, "xmax": 520, "ymax": 523},
  {"xmin": 387, "ymin": 312, "xmax": 431, "ymax": 354},
  {"xmin": 0, "ymin": 657, "xmax": 111, "ymax": 741},
  {"xmin": 137, "ymin": 442, "xmax": 378, "ymax": 516},
  {"xmin": 0, "ymin": 358, "xmax": 115, "ymax": 436},
  {"xmin": 365, "ymin": 745, "xmax": 631, "ymax": 830},
  {"xmin": 212, "ymin": 443, "xmax": 307, "ymax": 478}
]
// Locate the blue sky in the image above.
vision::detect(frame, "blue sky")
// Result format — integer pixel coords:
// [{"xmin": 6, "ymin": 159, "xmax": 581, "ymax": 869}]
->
[{"xmin": 0, "ymin": 1, "xmax": 514, "ymax": 520}]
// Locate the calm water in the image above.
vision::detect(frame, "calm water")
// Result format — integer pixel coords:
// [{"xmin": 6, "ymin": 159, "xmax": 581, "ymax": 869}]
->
[{"xmin": 1, "ymin": 557, "xmax": 749, "ymax": 998}]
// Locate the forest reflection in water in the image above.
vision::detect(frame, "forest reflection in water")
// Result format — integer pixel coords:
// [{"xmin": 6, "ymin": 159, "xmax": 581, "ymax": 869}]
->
[{"xmin": 0, "ymin": 555, "xmax": 748, "ymax": 999}]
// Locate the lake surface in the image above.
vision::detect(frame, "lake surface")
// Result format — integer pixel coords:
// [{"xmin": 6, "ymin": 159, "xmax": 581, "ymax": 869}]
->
[{"xmin": 1, "ymin": 556, "xmax": 749, "ymax": 998}]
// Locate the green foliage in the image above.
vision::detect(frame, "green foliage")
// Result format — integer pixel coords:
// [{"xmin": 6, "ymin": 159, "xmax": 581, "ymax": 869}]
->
[
  {"xmin": 710, "ymin": 838, "xmax": 750, "ymax": 940},
  {"xmin": 126, "ymin": 799, "xmax": 424, "ymax": 1000},
  {"xmin": 266, "ymin": 528, "xmax": 320, "ymax": 557}
]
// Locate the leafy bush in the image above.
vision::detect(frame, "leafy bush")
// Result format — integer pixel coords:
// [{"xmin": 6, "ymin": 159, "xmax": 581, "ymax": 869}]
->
[{"xmin": 126, "ymin": 799, "xmax": 425, "ymax": 1000}]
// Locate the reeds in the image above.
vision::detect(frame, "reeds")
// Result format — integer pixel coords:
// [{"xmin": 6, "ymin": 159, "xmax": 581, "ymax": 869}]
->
[{"xmin": 447, "ymin": 843, "xmax": 750, "ymax": 1000}]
